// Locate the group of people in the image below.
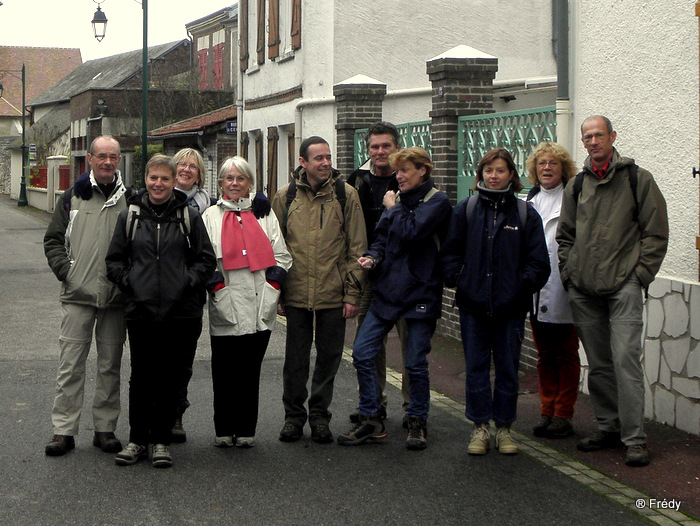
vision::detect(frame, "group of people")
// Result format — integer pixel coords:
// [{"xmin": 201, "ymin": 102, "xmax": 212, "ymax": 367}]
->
[{"xmin": 42, "ymin": 113, "xmax": 668, "ymax": 470}]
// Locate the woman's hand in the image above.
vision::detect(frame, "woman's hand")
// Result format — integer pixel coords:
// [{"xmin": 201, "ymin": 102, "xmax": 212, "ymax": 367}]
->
[
  {"xmin": 358, "ymin": 256, "xmax": 375, "ymax": 270},
  {"xmin": 383, "ymin": 190, "xmax": 396, "ymax": 209}
]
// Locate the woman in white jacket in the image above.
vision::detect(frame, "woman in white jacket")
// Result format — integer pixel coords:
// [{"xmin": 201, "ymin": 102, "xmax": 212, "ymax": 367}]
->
[
  {"xmin": 202, "ymin": 156, "xmax": 291, "ymax": 448},
  {"xmin": 525, "ymin": 142, "xmax": 580, "ymax": 439}
]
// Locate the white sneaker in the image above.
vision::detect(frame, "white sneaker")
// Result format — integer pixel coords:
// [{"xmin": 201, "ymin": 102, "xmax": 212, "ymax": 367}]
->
[
  {"xmin": 468, "ymin": 423, "xmax": 490, "ymax": 455},
  {"xmin": 114, "ymin": 442, "xmax": 147, "ymax": 466},
  {"xmin": 214, "ymin": 436, "xmax": 234, "ymax": 448},
  {"xmin": 151, "ymin": 443, "xmax": 172, "ymax": 468},
  {"xmin": 235, "ymin": 436, "xmax": 255, "ymax": 448},
  {"xmin": 495, "ymin": 426, "xmax": 518, "ymax": 455}
]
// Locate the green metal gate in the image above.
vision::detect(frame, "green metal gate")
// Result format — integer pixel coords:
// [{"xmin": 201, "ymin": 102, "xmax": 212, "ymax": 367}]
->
[{"xmin": 353, "ymin": 121, "xmax": 431, "ymax": 169}]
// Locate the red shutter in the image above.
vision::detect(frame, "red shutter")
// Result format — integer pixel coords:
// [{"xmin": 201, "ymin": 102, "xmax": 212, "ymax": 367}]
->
[
  {"xmin": 198, "ymin": 49, "xmax": 208, "ymax": 89},
  {"xmin": 239, "ymin": 0, "xmax": 249, "ymax": 71},
  {"xmin": 291, "ymin": 0, "xmax": 301, "ymax": 50},
  {"xmin": 213, "ymin": 44, "xmax": 224, "ymax": 90},
  {"xmin": 256, "ymin": 0, "xmax": 266, "ymax": 65},
  {"xmin": 268, "ymin": 0, "xmax": 280, "ymax": 60}
]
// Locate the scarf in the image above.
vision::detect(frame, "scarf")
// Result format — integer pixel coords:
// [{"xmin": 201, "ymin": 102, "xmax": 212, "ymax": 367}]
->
[{"xmin": 220, "ymin": 196, "xmax": 276, "ymax": 272}]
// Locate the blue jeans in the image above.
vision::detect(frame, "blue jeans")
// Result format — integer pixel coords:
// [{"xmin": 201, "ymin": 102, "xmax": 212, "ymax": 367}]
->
[
  {"xmin": 353, "ymin": 311, "xmax": 436, "ymax": 420},
  {"xmin": 459, "ymin": 311, "xmax": 525, "ymax": 427}
]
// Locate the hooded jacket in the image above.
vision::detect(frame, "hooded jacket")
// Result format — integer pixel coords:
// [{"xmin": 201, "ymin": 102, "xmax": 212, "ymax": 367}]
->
[
  {"xmin": 105, "ymin": 189, "xmax": 216, "ymax": 321},
  {"xmin": 366, "ymin": 178, "xmax": 452, "ymax": 320},
  {"xmin": 202, "ymin": 185, "xmax": 292, "ymax": 336},
  {"xmin": 557, "ymin": 150, "xmax": 668, "ymax": 295},
  {"xmin": 44, "ymin": 171, "xmax": 130, "ymax": 308},
  {"xmin": 347, "ymin": 161, "xmax": 400, "ymax": 245},
  {"xmin": 442, "ymin": 183, "xmax": 550, "ymax": 318},
  {"xmin": 271, "ymin": 166, "xmax": 367, "ymax": 310}
]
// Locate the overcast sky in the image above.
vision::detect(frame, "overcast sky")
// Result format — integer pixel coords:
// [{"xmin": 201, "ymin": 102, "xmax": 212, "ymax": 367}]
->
[{"xmin": 0, "ymin": 0, "xmax": 233, "ymax": 62}]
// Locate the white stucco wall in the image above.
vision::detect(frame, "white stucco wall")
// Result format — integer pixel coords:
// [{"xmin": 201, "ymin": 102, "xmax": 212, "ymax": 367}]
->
[{"xmin": 570, "ymin": 0, "xmax": 699, "ymax": 282}]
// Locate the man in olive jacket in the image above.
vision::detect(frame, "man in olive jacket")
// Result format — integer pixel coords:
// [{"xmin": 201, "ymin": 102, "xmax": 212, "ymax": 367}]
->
[
  {"xmin": 557, "ymin": 116, "xmax": 668, "ymax": 467},
  {"xmin": 43, "ymin": 136, "xmax": 131, "ymax": 456},
  {"xmin": 272, "ymin": 136, "xmax": 367, "ymax": 444}
]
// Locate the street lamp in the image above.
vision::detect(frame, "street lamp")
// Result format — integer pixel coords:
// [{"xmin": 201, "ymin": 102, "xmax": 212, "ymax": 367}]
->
[
  {"xmin": 0, "ymin": 64, "xmax": 28, "ymax": 207},
  {"xmin": 92, "ymin": 0, "xmax": 148, "ymax": 182}
]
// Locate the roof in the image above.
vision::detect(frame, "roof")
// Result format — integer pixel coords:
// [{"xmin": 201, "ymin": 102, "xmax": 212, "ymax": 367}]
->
[
  {"xmin": 150, "ymin": 104, "xmax": 237, "ymax": 138},
  {"xmin": 29, "ymin": 40, "xmax": 188, "ymax": 107},
  {"xmin": 0, "ymin": 46, "xmax": 82, "ymax": 118},
  {"xmin": 8, "ymin": 103, "xmax": 71, "ymax": 150},
  {"xmin": 186, "ymin": 4, "xmax": 238, "ymax": 31}
]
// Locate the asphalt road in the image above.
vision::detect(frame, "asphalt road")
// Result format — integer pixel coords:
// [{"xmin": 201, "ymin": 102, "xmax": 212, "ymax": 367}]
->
[{"xmin": 0, "ymin": 197, "xmax": 650, "ymax": 526}]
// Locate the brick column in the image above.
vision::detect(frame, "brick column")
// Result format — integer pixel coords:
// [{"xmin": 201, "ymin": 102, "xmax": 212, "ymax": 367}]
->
[
  {"xmin": 333, "ymin": 76, "xmax": 387, "ymax": 179},
  {"xmin": 427, "ymin": 46, "xmax": 498, "ymax": 204}
]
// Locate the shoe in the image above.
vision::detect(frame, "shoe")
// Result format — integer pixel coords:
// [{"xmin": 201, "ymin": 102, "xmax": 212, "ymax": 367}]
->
[
  {"xmin": 151, "ymin": 444, "xmax": 172, "ymax": 468},
  {"xmin": 171, "ymin": 417, "xmax": 187, "ymax": 443},
  {"xmin": 337, "ymin": 419, "xmax": 387, "ymax": 446},
  {"xmin": 547, "ymin": 417, "xmax": 573, "ymax": 438},
  {"xmin": 279, "ymin": 422, "xmax": 303, "ymax": 442},
  {"xmin": 214, "ymin": 436, "xmax": 234, "ymax": 448},
  {"xmin": 115, "ymin": 442, "xmax": 147, "ymax": 466},
  {"xmin": 406, "ymin": 417, "xmax": 427, "ymax": 451},
  {"xmin": 235, "ymin": 436, "xmax": 255, "ymax": 448},
  {"xmin": 467, "ymin": 423, "xmax": 490, "ymax": 455},
  {"xmin": 311, "ymin": 424, "xmax": 334, "ymax": 444},
  {"xmin": 533, "ymin": 415, "xmax": 552, "ymax": 437},
  {"xmin": 495, "ymin": 426, "xmax": 518, "ymax": 455},
  {"xmin": 92, "ymin": 431, "xmax": 122, "ymax": 453},
  {"xmin": 45, "ymin": 434, "xmax": 75, "ymax": 456},
  {"xmin": 577, "ymin": 430, "xmax": 622, "ymax": 452},
  {"xmin": 625, "ymin": 443, "xmax": 650, "ymax": 467},
  {"xmin": 350, "ymin": 406, "xmax": 387, "ymax": 424}
]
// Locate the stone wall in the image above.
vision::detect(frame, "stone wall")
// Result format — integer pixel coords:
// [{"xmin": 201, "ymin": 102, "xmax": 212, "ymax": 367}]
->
[{"xmin": 0, "ymin": 136, "xmax": 16, "ymax": 194}]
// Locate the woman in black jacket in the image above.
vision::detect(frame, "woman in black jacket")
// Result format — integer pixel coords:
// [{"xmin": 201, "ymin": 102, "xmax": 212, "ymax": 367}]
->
[
  {"xmin": 441, "ymin": 148, "xmax": 549, "ymax": 457},
  {"xmin": 106, "ymin": 154, "xmax": 216, "ymax": 468}
]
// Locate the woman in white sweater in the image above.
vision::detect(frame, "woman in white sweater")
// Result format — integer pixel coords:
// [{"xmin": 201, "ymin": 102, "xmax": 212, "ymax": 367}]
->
[
  {"xmin": 525, "ymin": 142, "xmax": 580, "ymax": 439},
  {"xmin": 202, "ymin": 156, "xmax": 291, "ymax": 448}
]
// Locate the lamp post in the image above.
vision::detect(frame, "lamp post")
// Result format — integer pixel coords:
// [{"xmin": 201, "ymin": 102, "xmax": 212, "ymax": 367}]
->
[
  {"xmin": 0, "ymin": 63, "xmax": 28, "ymax": 207},
  {"xmin": 92, "ymin": 0, "xmax": 149, "ymax": 182}
]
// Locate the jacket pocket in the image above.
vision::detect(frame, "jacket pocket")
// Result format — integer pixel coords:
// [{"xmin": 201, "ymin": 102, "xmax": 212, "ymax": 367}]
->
[
  {"xmin": 208, "ymin": 286, "xmax": 238, "ymax": 327},
  {"xmin": 258, "ymin": 281, "xmax": 281, "ymax": 326}
]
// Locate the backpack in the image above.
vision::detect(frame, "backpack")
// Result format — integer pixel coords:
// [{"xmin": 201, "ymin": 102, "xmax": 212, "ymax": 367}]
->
[
  {"xmin": 573, "ymin": 164, "xmax": 639, "ymax": 222},
  {"xmin": 125, "ymin": 203, "xmax": 191, "ymax": 246},
  {"xmin": 281, "ymin": 177, "xmax": 347, "ymax": 237}
]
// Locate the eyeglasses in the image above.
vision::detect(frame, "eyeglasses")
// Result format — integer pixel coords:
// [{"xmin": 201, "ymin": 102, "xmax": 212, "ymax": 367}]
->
[
  {"xmin": 177, "ymin": 162, "xmax": 199, "ymax": 172},
  {"xmin": 582, "ymin": 132, "xmax": 607, "ymax": 144},
  {"xmin": 537, "ymin": 160, "xmax": 560, "ymax": 168},
  {"xmin": 95, "ymin": 154, "xmax": 119, "ymax": 162}
]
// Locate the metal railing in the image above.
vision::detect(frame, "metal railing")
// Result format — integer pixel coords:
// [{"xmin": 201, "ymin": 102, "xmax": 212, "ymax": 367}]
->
[
  {"xmin": 353, "ymin": 120, "xmax": 431, "ymax": 169},
  {"xmin": 457, "ymin": 106, "xmax": 556, "ymax": 200}
]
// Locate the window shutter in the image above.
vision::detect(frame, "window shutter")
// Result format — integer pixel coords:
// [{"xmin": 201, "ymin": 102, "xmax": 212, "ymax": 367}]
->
[
  {"xmin": 256, "ymin": 0, "xmax": 266, "ymax": 65},
  {"xmin": 239, "ymin": 0, "xmax": 249, "ymax": 71},
  {"xmin": 291, "ymin": 0, "xmax": 301, "ymax": 50},
  {"xmin": 213, "ymin": 44, "xmax": 224, "ymax": 90},
  {"xmin": 268, "ymin": 0, "xmax": 280, "ymax": 59},
  {"xmin": 198, "ymin": 49, "xmax": 208, "ymax": 89}
]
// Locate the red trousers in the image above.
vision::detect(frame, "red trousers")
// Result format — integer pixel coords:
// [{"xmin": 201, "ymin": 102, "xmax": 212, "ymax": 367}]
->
[{"xmin": 530, "ymin": 318, "xmax": 581, "ymax": 419}]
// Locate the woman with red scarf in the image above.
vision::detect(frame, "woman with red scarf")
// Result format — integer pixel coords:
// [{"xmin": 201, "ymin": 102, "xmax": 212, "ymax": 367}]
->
[{"xmin": 202, "ymin": 157, "xmax": 291, "ymax": 449}]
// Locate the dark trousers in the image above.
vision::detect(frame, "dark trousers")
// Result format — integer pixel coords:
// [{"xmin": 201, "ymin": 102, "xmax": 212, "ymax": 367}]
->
[
  {"xmin": 174, "ymin": 318, "xmax": 203, "ymax": 417},
  {"xmin": 126, "ymin": 318, "xmax": 200, "ymax": 446},
  {"xmin": 283, "ymin": 306, "xmax": 346, "ymax": 426},
  {"xmin": 211, "ymin": 330, "xmax": 271, "ymax": 437}
]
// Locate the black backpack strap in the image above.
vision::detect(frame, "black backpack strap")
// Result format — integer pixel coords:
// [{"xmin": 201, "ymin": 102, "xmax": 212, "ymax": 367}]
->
[
  {"xmin": 517, "ymin": 199, "xmax": 528, "ymax": 229},
  {"xmin": 62, "ymin": 188, "xmax": 73, "ymax": 214},
  {"xmin": 629, "ymin": 164, "xmax": 639, "ymax": 223},
  {"xmin": 573, "ymin": 171, "xmax": 585, "ymax": 204},
  {"xmin": 335, "ymin": 178, "xmax": 347, "ymax": 220},
  {"xmin": 466, "ymin": 195, "xmax": 477, "ymax": 223},
  {"xmin": 282, "ymin": 179, "xmax": 297, "ymax": 237}
]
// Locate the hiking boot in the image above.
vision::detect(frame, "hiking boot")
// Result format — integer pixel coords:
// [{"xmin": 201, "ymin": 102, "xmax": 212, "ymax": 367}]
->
[
  {"xmin": 311, "ymin": 424, "xmax": 334, "ymax": 444},
  {"xmin": 547, "ymin": 417, "xmax": 573, "ymax": 438},
  {"xmin": 171, "ymin": 418, "xmax": 186, "ymax": 443},
  {"xmin": 214, "ymin": 436, "xmax": 234, "ymax": 448},
  {"xmin": 151, "ymin": 444, "xmax": 172, "ymax": 468},
  {"xmin": 235, "ymin": 436, "xmax": 255, "ymax": 448},
  {"xmin": 406, "ymin": 417, "xmax": 427, "ymax": 451},
  {"xmin": 577, "ymin": 430, "xmax": 622, "ymax": 452},
  {"xmin": 533, "ymin": 415, "xmax": 552, "ymax": 437},
  {"xmin": 115, "ymin": 442, "xmax": 147, "ymax": 466},
  {"xmin": 93, "ymin": 431, "xmax": 122, "ymax": 453},
  {"xmin": 495, "ymin": 426, "xmax": 518, "ymax": 455},
  {"xmin": 45, "ymin": 434, "xmax": 75, "ymax": 456},
  {"xmin": 625, "ymin": 443, "xmax": 650, "ymax": 467},
  {"xmin": 337, "ymin": 419, "xmax": 387, "ymax": 446},
  {"xmin": 279, "ymin": 422, "xmax": 303, "ymax": 442},
  {"xmin": 467, "ymin": 423, "xmax": 490, "ymax": 455}
]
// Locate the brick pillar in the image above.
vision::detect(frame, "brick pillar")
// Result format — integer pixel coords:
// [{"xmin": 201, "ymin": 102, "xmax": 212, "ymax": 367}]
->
[
  {"xmin": 333, "ymin": 76, "xmax": 387, "ymax": 179},
  {"xmin": 427, "ymin": 46, "xmax": 498, "ymax": 204}
]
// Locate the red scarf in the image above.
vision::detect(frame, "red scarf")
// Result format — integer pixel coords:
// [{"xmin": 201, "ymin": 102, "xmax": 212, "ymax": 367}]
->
[{"xmin": 221, "ymin": 210, "xmax": 276, "ymax": 272}]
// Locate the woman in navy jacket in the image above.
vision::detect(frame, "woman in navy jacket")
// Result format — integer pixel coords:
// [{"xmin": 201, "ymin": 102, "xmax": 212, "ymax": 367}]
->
[
  {"xmin": 441, "ymin": 147, "xmax": 549, "ymax": 457},
  {"xmin": 338, "ymin": 147, "xmax": 452, "ymax": 451}
]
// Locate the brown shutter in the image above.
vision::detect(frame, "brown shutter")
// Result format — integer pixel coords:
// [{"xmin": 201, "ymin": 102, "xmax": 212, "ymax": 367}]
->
[
  {"xmin": 239, "ymin": 0, "xmax": 249, "ymax": 71},
  {"xmin": 267, "ymin": 127, "xmax": 279, "ymax": 199},
  {"xmin": 255, "ymin": 131, "xmax": 264, "ymax": 192},
  {"xmin": 268, "ymin": 0, "xmax": 280, "ymax": 60},
  {"xmin": 240, "ymin": 134, "xmax": 250, "ymax": 161},
  {"xmin": 291, "ymin": 0, "xmax": 301, "ymax": 50},
  {"xmin": 257, "ymin": 0, "xmax": 266, "ymax": 65}
]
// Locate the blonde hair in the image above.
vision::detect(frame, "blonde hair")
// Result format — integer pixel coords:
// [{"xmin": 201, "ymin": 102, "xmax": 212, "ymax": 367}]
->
[
  {"xmin": 173, "ymin": 148, "xmax": 206, "ymax": 187},
  {"xmin": 525, "ymin": 142, "xmax": 577, "ymax": 186},
  {"xmin": 389, "ymin": 147, "xmax": 433, "ymax": 177}
]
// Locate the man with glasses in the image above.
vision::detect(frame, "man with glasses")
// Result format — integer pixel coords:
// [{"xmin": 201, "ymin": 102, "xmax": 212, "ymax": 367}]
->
[
  {"xmin": 43, "ymin": 136, "xmax": 132, "ymax": 457},
  {"xmin": 557, "ymin": 116, "xmax": 668, "ymax": 467}
]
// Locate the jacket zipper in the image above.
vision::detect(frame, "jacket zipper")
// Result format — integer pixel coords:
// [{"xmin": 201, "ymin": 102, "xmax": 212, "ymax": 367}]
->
[{"xmin": 320, "ymin": 204, "xmax": 324, "ymax": 229}]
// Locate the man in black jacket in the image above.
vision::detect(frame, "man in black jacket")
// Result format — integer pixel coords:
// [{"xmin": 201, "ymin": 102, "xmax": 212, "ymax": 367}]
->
[{"xmin": 346, "ymin": 122, "xmax": 409, "ymax": 425}]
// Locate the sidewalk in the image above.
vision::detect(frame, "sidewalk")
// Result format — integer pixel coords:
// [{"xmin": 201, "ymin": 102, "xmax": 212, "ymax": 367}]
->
[{"xmin": 347, "ymin": 321, "xmax": 700, "ymax": 520}]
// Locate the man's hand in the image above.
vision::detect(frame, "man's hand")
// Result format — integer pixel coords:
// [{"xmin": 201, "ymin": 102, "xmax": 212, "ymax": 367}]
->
[
  {"xmin": 277, "ymin": 299, "xmax": 286, "ymax": 317},
  {"xmin": 343, "ymin": 303, "xmax": 360, "ymax": 319},
  {"xmin": 383, "ymin": 190, "xmax": 396, "ymax": 209}
]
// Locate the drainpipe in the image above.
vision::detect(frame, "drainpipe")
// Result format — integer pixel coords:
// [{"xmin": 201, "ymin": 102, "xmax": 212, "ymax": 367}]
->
[
  {"xmin": 553, "ymin": 0, "xmax": 571, "ymax": 151},
  {"xmin": 294, "ymin": 96, "xmax": 335, "ymax": 155}
]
